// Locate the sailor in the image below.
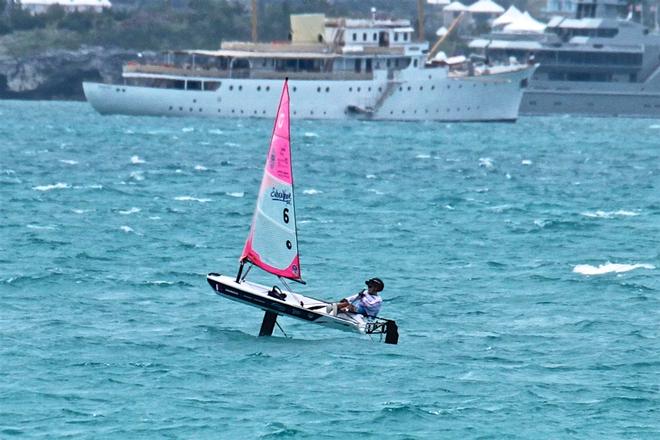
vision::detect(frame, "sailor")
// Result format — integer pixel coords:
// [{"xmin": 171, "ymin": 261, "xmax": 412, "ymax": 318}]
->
[{"xmin": 331, "ymin": 278, "xmax": 384, "ymax": 317}]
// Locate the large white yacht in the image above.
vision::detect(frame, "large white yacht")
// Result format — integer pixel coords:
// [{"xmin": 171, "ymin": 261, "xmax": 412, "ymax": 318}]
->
[
  {"xmin": 84, "ymin": 13, "xmax": 535, "ymax": 122},
  {"xmin": 470, "ymin": 0, "xmax": 660, "ymax": 117}
]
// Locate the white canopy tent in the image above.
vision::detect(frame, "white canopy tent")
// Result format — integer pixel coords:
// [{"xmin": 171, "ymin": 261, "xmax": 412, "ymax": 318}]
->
[
  {"xmin": 502, "ymin": 12, "xmax": 547, "ymax": 33},
  {"xmin": 491, "ymin": 5, "xmax": 524, "ymax": 28},
  {"xmin": 443, "ymin": 1, "xmax": 468, "ymax": 12},
  {"xmin": 427, "ymin": 0, "xmax": 451, "ymax": 5},
  {"xmin": 467, "ymin": 0, "xmax": 505, "ymax": 14}
]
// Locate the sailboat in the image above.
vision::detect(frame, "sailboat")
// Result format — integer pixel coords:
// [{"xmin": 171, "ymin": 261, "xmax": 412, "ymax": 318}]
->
[{"xmin": 207, "ymin": 79, "xmax": 398, "ymax": 344}]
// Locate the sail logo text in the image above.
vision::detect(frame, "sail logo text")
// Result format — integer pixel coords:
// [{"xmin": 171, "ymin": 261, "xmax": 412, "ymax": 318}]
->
[{"xmin": 270, "ymin": 188, "xmax": 291, "ymax": 205}]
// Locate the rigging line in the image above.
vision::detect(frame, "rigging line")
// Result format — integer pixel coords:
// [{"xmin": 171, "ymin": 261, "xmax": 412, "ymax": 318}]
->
[
  {"xmin": 275, "ymin": 320, "xmax": 290, "ymax": 338},
  {"xmin": 279, "ymin": 276, "xmax": 302, "ymax": 304},
  {"xmin": 241, "ymin": 264, "xmax": 253, "ymax": 281}
]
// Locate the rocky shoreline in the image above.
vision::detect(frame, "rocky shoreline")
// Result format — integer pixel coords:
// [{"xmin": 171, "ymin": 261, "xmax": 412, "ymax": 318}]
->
[{"xmin": 0, "ymin": 47, "xmax": 157, "ymax": 100}]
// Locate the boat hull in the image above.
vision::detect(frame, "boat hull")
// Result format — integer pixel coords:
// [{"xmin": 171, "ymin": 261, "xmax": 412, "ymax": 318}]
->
[
  {"xmin": 520, "ymin": 81, "xmax": 660, "ymax": 117},
  {"xmin": 83, "ymin": 66, "xmax": 534, "ymax": 122},
  {"xmin": 207, "ymin": 273, "xmax": 368, "ymax": 334}
]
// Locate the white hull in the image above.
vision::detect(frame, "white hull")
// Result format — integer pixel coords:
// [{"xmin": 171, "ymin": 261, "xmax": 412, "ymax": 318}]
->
[
  {"xmin": 207, "ymin": 273, "xmax": 379, "ymax": 334},
  {"xmin": 84, "ymin": 67, "xmax": 534, "ymax": 122}
]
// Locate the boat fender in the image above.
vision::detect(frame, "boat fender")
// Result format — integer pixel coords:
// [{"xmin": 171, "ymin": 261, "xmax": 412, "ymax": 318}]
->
[{"xmin": 267, "ymin": 285, "xmax": 287, "ymax": 300}]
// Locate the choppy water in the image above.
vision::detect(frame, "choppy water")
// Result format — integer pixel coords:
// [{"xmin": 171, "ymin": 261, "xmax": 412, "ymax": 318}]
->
[{"xmin": 1, "ymin": 101, "xmax": 659, "ymax": 438}]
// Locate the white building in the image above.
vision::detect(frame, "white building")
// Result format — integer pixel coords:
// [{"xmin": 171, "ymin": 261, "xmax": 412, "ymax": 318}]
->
[{"xmin": 19, "ymin": 0, "xmax": 112, "ymax": 15}]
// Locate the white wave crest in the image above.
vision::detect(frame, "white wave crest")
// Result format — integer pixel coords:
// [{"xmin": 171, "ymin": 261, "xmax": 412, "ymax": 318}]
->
[
  {"xmin": 119, "ymin": 207, "xmax": 141, "ymax": 215},
  {"xmin": 131, "ymin": 155, "xmax": 145, "ymax": 164},
  {"xmin": 208, "ymin": 129, "xmax": 223, "ymax": 135},
  {"xmin": 581, "ymin": 210, "xmax": 639, "ymax": 219},
  {"xmin": 521, "ymin": 159, "xmax": 533, "ymax": 165},
  {"xmin": 304, "ymin": 132, "xmax": 319, "ymax": 138},
  {"xmin": 226, "ymin": 192, "xmax": 244, "ymax": 198},
  {"xmin": 27, "ymin": 224, "xmax": 56, "ymax": 230},
  {"xmin": 175, "ymin": 196, "xmax": 212, "ymax": 203},
  {"xmin": 59, "ymin": 159, "xmax": 78, "ymax": 165},
  {"xmin": 194, "ymin": 165, "xmax": 208, "ymax": 171},
  {"xmin": 366, "ymin": 174, "xmax": 376, "ymax": 179},
  {"xmin": 573, "ymin": 263, "xmax": 655, "ymax": 276},
  {"xmin": 479, "ymin": 157, "xmax": 494, "ymax": 169},
  {"xmin": 120, "ymin": 226, "xmax": 135, "ymax": 233},
  {"xmin": 303, "ymin": 189, "xmax": 321, "ymax": 195},
  {"xmin": 33, "ymin": 182, "xmax": 69, "ymax": 191},
  {"xmin": 182, "ymin": 127, "xmax": 195, "ymax": 132},
  {"xmin": 129, "ymin": 171, "xmax": 144, "ymax": 181},
  {"xmin": 416, "ymin": 153, "xmax": 431, "ymax": 159}
]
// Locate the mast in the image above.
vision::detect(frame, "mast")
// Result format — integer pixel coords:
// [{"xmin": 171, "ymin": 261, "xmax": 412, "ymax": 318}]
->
[
  {"xmin": 251, "ymin": 0, "xmax": 258, "ymax": 43},
  {"xmin": 417, "ymin": 0, "xmax": 425, "ymax": 41}
]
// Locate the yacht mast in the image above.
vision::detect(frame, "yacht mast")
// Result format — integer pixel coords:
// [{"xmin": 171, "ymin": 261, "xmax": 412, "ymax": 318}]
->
[{"xmin": 251, "ymin": 0, "xmax": 258, "ymax": 42}]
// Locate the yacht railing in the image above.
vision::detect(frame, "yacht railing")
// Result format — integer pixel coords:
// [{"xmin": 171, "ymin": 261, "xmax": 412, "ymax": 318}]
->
[{"xmin": 124, "ymin": 64, "xmax": 374, "ymax": 81}]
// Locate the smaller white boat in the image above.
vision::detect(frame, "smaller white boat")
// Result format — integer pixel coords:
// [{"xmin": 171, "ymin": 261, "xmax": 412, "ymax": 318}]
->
[{"xmin": 207, "ymin": 79, "xmax": 398, "ymax": 344}]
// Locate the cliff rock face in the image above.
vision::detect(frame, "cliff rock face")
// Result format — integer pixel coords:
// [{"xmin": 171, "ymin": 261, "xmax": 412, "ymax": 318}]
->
[{"xmin": 0, "ymin": 47, "xmax": 157, "ymax": 100}]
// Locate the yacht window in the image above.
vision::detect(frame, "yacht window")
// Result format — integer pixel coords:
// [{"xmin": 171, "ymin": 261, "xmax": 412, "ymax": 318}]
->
[
  {"xmin": 363, "ymin": 33, "xmax": 367, "ymax": 41},
  {"xmin": 403, "ymin": 33, "xmax": 408, "ymax": 41},
  {"xmin": 373, "ymin": 33, "xmax": 377, "ymax": 41},
  {"xmin": 204, "ymin": 81, "xmax": 221, "ymax": 91},
  {"xmin": 353, "ymin": 33, "xmax": 357, "ymax": 41},
  {"xmin": 394, "ymin": 33, "xmax": 399, "ymax": 42},
  {"xmin": 413, "ymin": 59, "xmax": 418, "ymax": 67}
]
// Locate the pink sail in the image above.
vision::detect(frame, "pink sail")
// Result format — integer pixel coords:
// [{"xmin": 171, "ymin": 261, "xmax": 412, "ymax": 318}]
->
[{"xmin": 240, "ymin": 80, "xmax": 302, "ymax": 281}]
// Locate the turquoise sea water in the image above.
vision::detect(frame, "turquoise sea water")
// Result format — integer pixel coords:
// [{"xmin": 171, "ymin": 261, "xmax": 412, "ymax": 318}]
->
[{"xmin": 1, "ymin": 100, "xmax": 659, "ymax": 438}]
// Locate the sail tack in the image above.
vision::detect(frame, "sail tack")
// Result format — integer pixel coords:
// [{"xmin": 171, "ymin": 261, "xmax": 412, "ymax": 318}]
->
[{"xmin": 240, "ymin": 80, "xmax": 302, "ymax": 281}]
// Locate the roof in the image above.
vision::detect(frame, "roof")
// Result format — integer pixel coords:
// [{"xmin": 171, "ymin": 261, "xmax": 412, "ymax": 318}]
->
[
  {"xmin": 467, "ymin": 0, "xmax": 505, "ymax": 14},
  {"xmin": 182, "ymin": 49, "xmax": 339, "ymax": 60},
  {"xmin": 443, "ymin": 1, "xmax": 467, "ymax": 12}
]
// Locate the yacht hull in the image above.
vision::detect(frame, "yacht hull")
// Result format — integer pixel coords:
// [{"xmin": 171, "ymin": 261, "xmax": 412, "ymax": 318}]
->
[
  {"xmin": 521, "ymin": 82, "xmax": 660, "ymax": 117},
  {"xmin": 83, "ymin": 66, "xmax": 534, "ymax": 122}
]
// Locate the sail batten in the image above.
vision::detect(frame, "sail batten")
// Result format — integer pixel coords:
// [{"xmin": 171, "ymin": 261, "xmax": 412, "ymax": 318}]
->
[{"xmin": 240, "ymin": 80, "xmax": 302, "ymax": 281}]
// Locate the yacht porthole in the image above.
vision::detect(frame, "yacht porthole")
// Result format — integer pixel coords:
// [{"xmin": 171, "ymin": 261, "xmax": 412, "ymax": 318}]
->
[
  {"xmin": 229, "ymin": 85, "xmax": 233, "ymax": 91},
  {"xmin": 238, "ymin": 86, "xmax": 243, "ymax": 91},
  {"xmin": 257, "ymin": 86, "xmax": 261, "ymax": 91},
  {"xmin": 431, "ymin": 86, "xmax": 435, "ymax": 90},
  {"xmin": 357, "ymin": 87, "xmax": 361, "ymax": 92},
  {"xmin": 266, "ymin": 86, "xmax": 270, "ymax": 91},
  {"xmin": 325, "ymin": 87, "xmax": 330, "ymax": 92}
]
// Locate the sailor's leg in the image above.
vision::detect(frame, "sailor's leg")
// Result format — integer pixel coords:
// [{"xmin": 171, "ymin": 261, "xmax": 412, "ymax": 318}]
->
[{"xmin": 259, "ymin": 311, "xmax": 278, "ymax": 337}]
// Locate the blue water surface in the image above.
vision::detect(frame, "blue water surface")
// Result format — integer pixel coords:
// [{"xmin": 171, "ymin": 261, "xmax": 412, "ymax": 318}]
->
[{"xmin": 1, "ymin": 101, "xmax": 659, "ymax": 438}]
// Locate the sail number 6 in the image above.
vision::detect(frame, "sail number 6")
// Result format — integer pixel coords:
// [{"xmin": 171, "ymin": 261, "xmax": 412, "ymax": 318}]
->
[{"xmin": 283, "ymin": 208, "xmax": 290, "ymax": 223}]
